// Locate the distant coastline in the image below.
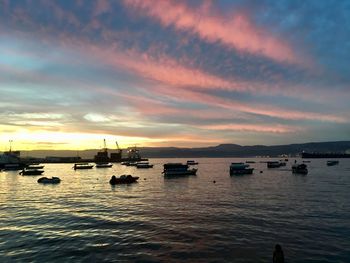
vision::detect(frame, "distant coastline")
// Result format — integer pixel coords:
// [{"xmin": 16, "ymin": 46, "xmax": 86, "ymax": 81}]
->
[{"xmin": 9, "ymin": 140, "xmax": 350, "ymax": 159}]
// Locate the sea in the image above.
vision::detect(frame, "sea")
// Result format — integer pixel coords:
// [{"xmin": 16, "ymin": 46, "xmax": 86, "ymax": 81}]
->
[{"xmin": 0, "ymin": 158, "xmax": 349, "ymax": 262}]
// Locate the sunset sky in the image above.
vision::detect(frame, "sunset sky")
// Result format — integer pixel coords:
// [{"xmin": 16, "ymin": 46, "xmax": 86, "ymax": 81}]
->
[{"xmin": 1, "ymin": 0, "xmax": 349, "ymax": 150}]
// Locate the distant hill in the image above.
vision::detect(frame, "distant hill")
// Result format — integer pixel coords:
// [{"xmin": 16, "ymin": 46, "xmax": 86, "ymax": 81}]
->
[{"xmin": 15, "ymin": 141, "xmax": 350, "ymax": 158}]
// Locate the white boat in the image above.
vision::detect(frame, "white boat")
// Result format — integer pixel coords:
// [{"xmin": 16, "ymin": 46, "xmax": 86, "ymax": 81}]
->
[
  {"xmin": 136, "ymin": 162, "xmax": 154, "ymax": 168},
  {"xmin": 27, "ymin": 164, "xmax": 45, "ymax": 169},
  {"xmin": 230, "ymin": 162, "xmax": 254, "ymax": 175},
  {"xmin": 95, "ymin": 163, "xmax": 113, "ymax": 168},
  {"xmin": 186, "ymin": 160, "xmax": 198, "ymax": 165},
  {"xmin": 73, "ymin": 163, "xmax": 94, "ymax": 170},
  {"xmin": 163, "ymin": 163, "xmax": 197, "ymax": 177}
]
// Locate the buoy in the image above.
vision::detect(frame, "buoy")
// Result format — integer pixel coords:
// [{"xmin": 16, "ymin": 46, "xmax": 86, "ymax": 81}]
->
[
  {"xmin": 213, "ymin": 180, "xmax": 216, "ymax": 183},
  {"xmin": 260, "ymin": 171, "xmax": 263, "ymax": 173}
]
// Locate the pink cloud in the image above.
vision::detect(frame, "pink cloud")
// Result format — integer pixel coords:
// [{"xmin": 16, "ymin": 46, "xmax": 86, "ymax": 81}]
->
[
  {"xmin": 123, "ymin": 0, "xmax": 310, "ymax": 66},
  {"xmin": 200, "ymin": 123, "xmax": 299, "ymax": 133}
]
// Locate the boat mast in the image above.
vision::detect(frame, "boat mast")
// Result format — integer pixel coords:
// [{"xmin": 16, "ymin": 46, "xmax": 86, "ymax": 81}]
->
[
  {"xmin": 9, "ymin": 140, "xmax": 13, "ymax": 152},
  {"xmin": 103, "ymin": 138, "xmax": 107, "ymax": 152}
]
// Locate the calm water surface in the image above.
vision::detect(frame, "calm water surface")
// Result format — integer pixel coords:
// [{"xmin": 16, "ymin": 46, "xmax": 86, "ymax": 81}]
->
[{"xmin": 1, "ymin": 158, "xmax": 350, "ymax": 262}]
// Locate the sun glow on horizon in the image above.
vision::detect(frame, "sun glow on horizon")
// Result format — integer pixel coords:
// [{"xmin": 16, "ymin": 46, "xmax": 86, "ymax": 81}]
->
[{"xmin": 0, "ymin": 131, "xmax": 163, "ymax": 151}]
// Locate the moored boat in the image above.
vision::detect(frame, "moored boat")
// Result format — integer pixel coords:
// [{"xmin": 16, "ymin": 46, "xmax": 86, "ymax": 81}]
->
[
  {"xmin": 95, "ymin": 163, "xmax": 113, "ymax": 168},
  {"xmin": 267, "ymin": 161, "xmax": 281, "ymax": 168},
  {"xmin": 136, "ymin": 162, "xmax": 154, "ymax": 168},
  {"xmin": 73, "ymin": 163, "xmax": 94, "ymax": 170},
  {"xmin": 327, "ymin": 160, "xmax": 339, "ymax": 166},
  {"xmin": 109, "ymin": 175, "xmax": 139, "ymax": 185},
  {"xmin": 20, "ymin": 169, "xmax": 44, "ymax": 175},
  {"xmin": 3, "ymin": 163, "xmax": 25, "ymax": 171},
  {"xmin": 186, "ymin": 160, "xmax": 198, "ymax": 165},
  {"xmin": 27, "ymin": 164, "xmax": 45, "ymax": 169},
  {"xmin": 292, "ymin": 163, "xmax": 308, "ymax": 175},
  {"xmin": 230, "ymin": 162, "xmax": 254, "ymax": 175},
  {"xmin": 163, "ymin": 163, "xmax": 197, "ymax": 177},
  {"xmin": 125, "ymin": 162, "xmax": 138, "ymax": 166},
  {"xmin": 267, "ymin": 161, "xmax": 285, "ymax": 168},
  {"xmin": 38, "ymin": 177, "xmax": 61, "ymax": 184}
]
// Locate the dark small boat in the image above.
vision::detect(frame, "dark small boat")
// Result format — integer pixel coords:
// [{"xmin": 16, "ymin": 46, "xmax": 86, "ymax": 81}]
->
[
  {"xmin": 3, "ymin": 163, "xmax": 24, "ymax": 171},
  {"xmin": 38, "ymin": 177, "xmax": 61, "ymax": 184},
  {"xmin": 230, "ymin": 162, "xmax": 254, "ymax": 175},
  {"xmin": 163, "ymin": 163, "xmax": 197, "ymax": 177},
  {"xmin": 136, "ymin": 162, "xmax": 154, "ymax": 168},
  {"xmin": 73, "ymin": 163, "xmax": 94, "ymax": 170},
  {"xmin": 292, "ymin": 163, "xmax": 308, "ymax": 175},
  {"xmin": 327, "ymin": 160, "xmax": 339, "ymax": 166},
  {"xmin": 125, "ymin": 162, "xmax": 138, "ymax": 166},
  {"xmin": 186, "ymin": 160, "xmax": 199, "ymax": 165},
  {"xmin": 245, "ymin": 161, "xmax": 256, "ymax": 164},
  {"xmin": 267, "ymin": 161, "xmax": 281, "ymax": 168},
  {"xmin": 20, "ymin": 169, "xmax": 44, "ymax": 175},
  {"xmin": 109, "ymin": 175, "xmax": 139, "ymax": 185}
]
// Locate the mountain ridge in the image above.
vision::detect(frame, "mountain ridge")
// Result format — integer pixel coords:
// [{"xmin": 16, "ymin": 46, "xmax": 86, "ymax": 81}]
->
[{"xmin": 11, "ymin": 140, "xmax": 350, "ymax": 158}]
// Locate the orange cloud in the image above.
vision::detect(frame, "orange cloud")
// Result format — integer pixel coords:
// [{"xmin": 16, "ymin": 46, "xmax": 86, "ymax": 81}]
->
[{"xmin": 124, "ymin": 0, "xmax": 310, "ymax": 66}]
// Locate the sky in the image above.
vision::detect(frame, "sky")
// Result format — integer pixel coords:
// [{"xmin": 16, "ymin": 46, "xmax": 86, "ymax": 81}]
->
[{"xmin": 0, "ymin": 0, "xmax": 350, "ymax": 150}]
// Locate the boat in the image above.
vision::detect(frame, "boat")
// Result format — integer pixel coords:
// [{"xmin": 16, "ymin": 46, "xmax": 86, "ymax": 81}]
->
[
  {"xmin": 162, "ymin": 163, "xmax": 197, "ymax": 177},
  {"xmin": 2, "ymin": 163, "xmax": 25, "ymax": 171},
  {"xmin": 109, "ymin": 175, "xmax": 139, "ymax": 185},
  {"xmin": 292, "ymin": 163, "xmax": 308, "ymax": 175},
  {"xmin": 302, "ymin": 160, "xmax": 311, "ymax": 163},
  {"xmin": 37, "ymin": 177, "xmax": 61, "ymax": 184},
  {"xmin": 267, "ymin": 161, "xmax": 281, "ymax": 168},
  {"xmin": 136, "ymin": 162, "xmax": 154, "ymax": 168},
  {"xmin": 125, "ymin": 162, "xmax": 138, "ymax": 167},
  {"xmin": 245, "ymin": 161, "xmax": 256, "ymax": 163},
  {"xmin": 327, "ymin": 160, "xmax": 339, "ymax": 166},
  {"xmin": 230, "ymin": 162, "xmax": 254, "ymax": 175},
  {"xmin": 26, "ymin": 164, "xmax": 45, "ymax": 169},
  {"xmin": 20, "ymin": 169, "xmax": 44, "ymax": 175},
  {"xmin": 186, "ymin": 160, "xmax": 198, "ymax": 165},
  {"xmin": 73, "ymin": 163, "xmax": 94, "ymax": 170},
  {"xmin": 0, "ymin": 142, "xmax": 24, "ymax": 170},
  {"xmin": 95, "ymin": 163, "xmax": 113, "ymax": 168}
]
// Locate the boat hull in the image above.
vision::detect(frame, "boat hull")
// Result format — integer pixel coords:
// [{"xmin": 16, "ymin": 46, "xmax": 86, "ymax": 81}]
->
[
  {"xmin": 136, "ymin": 165, "xmax": 154, "ymax": 169},
  {"xmin": 163, "ymin": 169, "xmax": 197, "ymax": 177},
  {"xmin": 230, "ymin": 168, "xmax": 254, "ymax": 175},
  {"xmin": 96, "ymin": 164, "xmax": 113, "ymax": 168},
  {"xmin": 292, "ymin": 169, "xmax": 308, "ymax": 175},
  {"xmin": 20, "ymin": 170, "xmax": 44, "ymax": 175},
  {"xmin": 74, "ymin": 165, "xmax": 94, "ymax": 170},
  {"xmin": 110, "ymin": 176, "xmax": 139, "ymax": 185},
  {"xmin": 38, "ymin": 177, "xmax": 61, "ymax": 184}
]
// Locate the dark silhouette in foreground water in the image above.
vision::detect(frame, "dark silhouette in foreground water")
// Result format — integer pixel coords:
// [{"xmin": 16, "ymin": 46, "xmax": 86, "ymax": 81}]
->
[{"xmin": 273, "ymin": 244, "xmax": 285, "ymax": 263}]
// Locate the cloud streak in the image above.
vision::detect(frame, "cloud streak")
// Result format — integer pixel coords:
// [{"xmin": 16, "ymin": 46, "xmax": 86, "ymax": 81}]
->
[{"xmin": 123, "ymin": 0, "xmax": 310, "ymax": 66}]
